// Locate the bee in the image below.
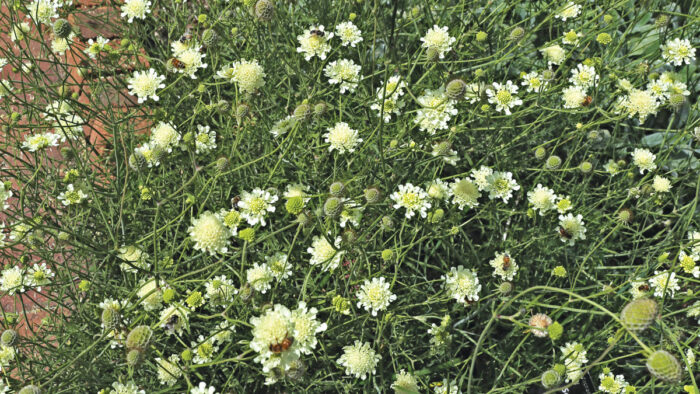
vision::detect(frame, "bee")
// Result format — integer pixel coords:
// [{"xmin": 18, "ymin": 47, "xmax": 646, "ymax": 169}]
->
[
  {"xmin": 581, "ymin": 95, "xmax": 593, "ymax": 106},
  {"xmin": 269, "ymin": 334, "xmax": 294, "ymax": 353},
  {"xmin": 558, "ymin": 227, "xmax": 572, "ymax": 239},
  {"xmin": 309, "ymin": 29, "xmax": 325, "ymax": 37},
  {"xmin": 179, "ymin": 28, "xmax": 193, "ymax": 43},
  {"xmin": 638, "ymin": 283, "xmax": 650, "ymax": 292},
  {"xmin": 231, "ymin": 195, "xmax": 241, "ymax": 207},
  {"xmin": 164, "ymin": 314, "xmax": 180, "ymax": 331},
  {"xmin": 502, "ymin": 254, "xmax": 511, "ymax": 270},
  {"xmin": 170, "ymin": 58, "xmax": 186, "ymax": 69}
]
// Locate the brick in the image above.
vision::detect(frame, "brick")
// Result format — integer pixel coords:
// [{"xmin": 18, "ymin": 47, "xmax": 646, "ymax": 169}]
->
[
  {"xmin": 76, "ymin": 0, "xmax": 108, "ymax": 7},
  {"xmin": 68, "ymin": 6, "xmax": 122, "ymax": 40}
]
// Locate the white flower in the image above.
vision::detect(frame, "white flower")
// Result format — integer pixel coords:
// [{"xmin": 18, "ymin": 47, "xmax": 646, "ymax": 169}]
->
[
  {"xmin": 486, "ymin": 81, "xmax": 522, "ymax": 115},
  {"xmin": 52, "ymin": 112, "xmax": 84, "ymax": 140},
  {"xmin": 371, "ymin": 76, "xmax": 407, "ymax": 122},
  {"xmin": 648, "ymin": 270, "xmax": 680, "ymax": 298},
  {"xmin": 443, "ymin": 265, "xmax": 481, "ymax": 304},
  {"xmin": 0, "ymin": 182, "xmax": 13, "ymax": 210},
  {"xmin": 450, "ymin": 178, "xmax": 481, "ymax": 210},
  {"xmin": 555, "ymin": 2, "xmax": 581, "ymax": 21},
  {"xmin": 238, "ymin": 188, "xmax": 278, "ymax": 226},
  {"xmin": 192, "ymin": 335, "xmax": 219, "ymax": 364},
  {"xmin": 307, "ymin": 235, "xmax": 343, "ymax": 271},
  {"xmin": 1, "ymin": 266, "xmax": 25, "ymax": 295},
  {"xmin": 134, "ymin": 142, "xmax": 162, "ymax": 167},
  {"xmin": 191, "ymin": 382, "xmax": 217, "ymax": 394},
  {"xmin": 27, "ymin": 0, "xmax": 59, "ymax": 25},
  {"xmin": 120, "ymin": 0, "xmax": 151, "ymax": 23},
  {"xmin": 339, "ymin": 206, "xmax": 363, "ymax": 228},
  {"xmin": 155, "ymin": 355, "xmax": 182, "ymax": 386},
  {"xmin": 391, "ymin": 183, "xmax": 431, "ymax": 219},
  {"xmin": 290, "ymin": 301, "xmax": 327, "ymax": 354},
  {"xmin": 651, "ymin": 175, "xmax": 672, "ymax": 193},
  {"xmin": 25, "ymin": 262, "xmax": 54, "ymax": 292},
  {"xmin": 483, "ymin": 171, "xmax": 520, "ymax": 203},
  {"xmin": 426, "ymin": 178, "xmax": 450, "ymax": 200},
  {"xmin": 560, "ymin": 342, "xmax": 588, "ymax": 383},
  {"xmin": 159, "ymin": 304, "xmax": 190, "ymax": 335},
  {"xmin": 558, "ymin": 213, "xmax": 586, "ymax": 245},
  {"xmin": 420, "ymin": 25, "xmax": 455, "ymax": 59},
  {"xmin": 489, "ymin": 251, "xmax": 518, "ymax": 281},
  {"xmin": 631, "ymin": 148, "xmax": 656, "ymax": 174},
  {"xmin": 521, "ymin": 71, "xmax": 545, "ymax": 93},
  {"xmin": 297, "ymin": 25, "xmax": 333, "ymax": 61},
  {"xmin": 629, "ymin": 278, "xmax": 648, "ymax": 299},
  {"xmin": 562, "ymin": 29, "xmax": 582, "ymax": 46},
  {"xmin": 173, "ymin": 44, "xmax": 207, "ymax": 79},
  {"xmin": 204, "ymin": 275, "xmax": 237, "ymax": 305},
  {"xmin": 392, "ymin": 369, "xmax": 419, "ymax": 393},
  {"xmin": 150, "ymin": 122, "xmax": 180, "ymax": 152},
  {"xmin": 127, "ymin": 68, "xmax": 165, "ymax": 103},
  {"xmin": 109, "ymin": 381, "xmax": 145, "ymax": 394},
  {"xmin": 569, "ymin": 63, "xmax": 598, "ymax": 88},
  {"xmin": 324, "ymin": 122, "xmax": 363, "ymax": 153},
  {"xmin": 84, "ymin": 36, "xmax": 110, "ymax": 59},
  {"xmin": 22, "ymin": 132, "xmax": 61, "ymax": 151},
  {"xmin": 356, "ymin": 277, "xmax": 396, "ymax": 316},
  {"xmin": 618, "ymin": 89, "xmax": 659, "ymax": 122},
  {"xmin": 266, "ymin": 253, "xmax": 292, "ymax": 280},
  {"xmin": 687, "ymin": 301, "xmax": 700, "ymax": 324},
  {"xmin": 562, "ymin": 85, "xmax": 587, "ymax": 109},
  {"xmin": 56, "ymin": 183, "xmax": 88, "ymax": 206},
  {"xmin": 335, "ymin": 21, "xmax": 362, "ymax": 47},
  {"xmin": 0, "ymin": 344, "xmax": 15, "ymax": 367},
  {"xmin": 324, "ymin": 59, "xmax": 361, "ymax": 93},
  {"xmin": 247, "ymin": 263, "xmax": 274, "ymax": 293},
  {"xmin": 51, "ymin": 33, "xmax": 75, "ymax": 54},
  {"xmin": 188, "ymin": 211, "xmax": 231, "ymax": 255},
  {"xmin": 470, "ymin": 166, "xmax": 493, "ymax": 191},
  {"xmin": 540, "ymin": 44, "xmax": 566, "ymax": 65},
  {"xmin": 118, "ymin": 245, "xmax": 150, "ymax": 272},
  {"xmin": 337, "ymin": 341, "xmax": 381, "ymax": 380},
  {"xmin": 689, "ymin": 230, "xmax": 700, "ymax": 255},
  {"xmin": 222, "ymin": 59, "xmax": 266, "ymax": 94},
  {"xmin": 136, "ymin": 278, "xmax": 163, "ymax": 311},
  {"xmin": 528, "ymin": 184, "xmax": 557, "ymax": 215},
  {"xmin": 556, "ymin": 196, "xmax": 573, "ymax": 214},
  {"xmin": 432, "ymin": 141, "xmax": 459, "ymax": 166},
  {"xmin": 414, "ymin": 88, "xmax": 458, "ymax": 134},
  {"xmin": 10, "ymin": 22, "xmax": 31, "ymax": 43},
  {"xmin": 661, "ymin": 38, "xmax": 696, "ymax": 66},
  {"xmin": 249, "ymin": 304, "xmax": 300, "ymax": 379},
  {"xmin": 194, "ymin": 124, "xmax": 217, "ymax": 153}
]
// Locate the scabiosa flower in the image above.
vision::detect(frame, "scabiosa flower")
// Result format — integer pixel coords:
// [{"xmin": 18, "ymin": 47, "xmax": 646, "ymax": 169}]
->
[
  {"xmin": 249, "ymin": 304, "xmax": 299, "ymax": 378},
  {"xmin": 290, "ymin": 301, "xmax": 327, "ymax": 354},
  {"xmin": 266, "ymin": 253, "xmax": 292, "ymax": 280},
  {"xmin": 118, "ymin": 245, "xmax": 150, "ymax": 272},
  {"xmin": 432, "ymin": 141, "xmax": 459, "ymax": 166},
  {"xmin": 486, "ymin": 81, "xmax": 522, "ymax": 115},
  {"xmin": 469, "ymin": 166, "xmax": 493, "ymax": 191},
  {"xmin": 528, "ymin": 313, "xmax": 553, "ymax": 337},
  {"xmin": 324, "ymin": 122, "xmax": 363, "ymax": 153},
  {"xmin": 51, "ymin": 32, "xmax": 75, "ymax": 54},
  {"xmin": 84, "ymin": 36, "xmax": 109, "ymax": 59},
  {"xmin": 661, "ymin": 38, "xmax": 696, "ymax": 66},
  {"xmin": 10, "ymin": 22, "xmax": 31, "ymax": 42},
  {"xmin": 247, "ymin": 263, "xmax": 274, "ymax": 293},
  {"xmin": 25, "ymin": 262, "xmax": 54, "ymax": 292},
  {"xmin": 324, "ymin": 59, "xmax": 361, "ymax": 93},
  {"xmin": 556, "ymin": 196, "xmax": 573, "ymax": 214},
  {"xmin": 569, "ymin": 63, "xmax": 598, "ymax": 88},
  {"xmin": 173, "ymin": 44, "xmax": 207, "ymax": 79},
  {"xmin": 521, "ymin": 71, "xmax": 545, "ymax": 93},
  {"xmin": 442, "ymin": 266, "xmax": 481, "ymax": 304},
  {"xmin": 283, "ymin": 184, "xmax": 310, "ymax": 202},
  {"xmin": 337, "ymin": 341, "xmax": 381, "ymax": 380},
  {"xmin": 371, "ymin": 76, "xmax": 407, "ymax": 122},
  {"xmin": 205, "ymin": 275, "xmax": 237, "ymax": 305},
  {"xmin": 618, "ymin": 89, "xmax": 659, "ymax": 122},
  {"xmin": 450, "ymin": 178, "xmax": 481, "ymax": 210},
  {"xmin": 150, "ymin": 122, "xmax": 180, "ymax": 152},
  {"xmin": 0, "ymin": 344, "xmax": 15, "ymax": 367},
  {"xmin": 335, "ymin": 21, "xmax": 362, "ymax": 47},
  {"xmin": 194, "ymin": 124, "xmax": 217, "ymax": 153},
  {"xmin": 528, "ymin": 184, "xmax": 557, "ymax": 215},
  {"xmin": 57, "ymin": 183, "xmax": 88, "ymax": 206},
  {"xmin": 238, "ymin": 188, "xmax": 278, "ymax": 226},
  {"xmin": 269, "ymin": 115, "xmax": 298, "ymax": 138},
  {"xmin": 52, "ymin": 112, "xmax": 84, "ymax": 140},
  {"xmin": 426, "ymin": 178, "xmax": 450, "ymax": 200},
  {"xmin": 307, "ymin": 235, "xmax": 344, "ymax": 271},
  {"xmin": 127, "ymin": 68, "xmax": 165, "ymax": 103},
  {"xmin": 155, "ymin": 355, "xmax": 182, "ymax": 386},
  {"xmin": 560, "ymin": 342, "xmax": 588, "ymax": 382},
  {"xmin": 0, "ymin": 266, "xmax": 25, "ymax": 295},
  {"xmin": 648, "ymin": 270, "xmax": 680, "ymax": 298},
  {"xmin": 356, "ymin": 277, "xmax": 396, "ymax": 316},
  {"xmin": 679, "ymin": 251, "xmax": 699, "ymax": 277},
  {"xmin": 599, "ymin": 370, "xmax": 629, "ymax": 394},
  {"xmin": 540, "ymin": 44, "xmax": 566, "ymax": 65},
  {"xmin": 562, "ymin": 85, "xmax": 587, "ymax": 109},
  {"xmin": 420, "ymin": 25, "xmax": 455, "ymax": 59},
  {"xmin": 652, "ymin": 175, "xmax": 672, "ymax": 194},
  {"xmin": 483, "ymin": 171, "xmax": 520, "ymax": 203},
  {"xmin": 392, "ymin": 370, "xmax": 419, "ymax": 393},
  {"xmin": 188, "ymin": 211, "xmax": 231, "ymax": 255},
  {"xmin": 562, "ymin": 29, "xmax": 582, "ymax": 46},
  {"xmin": 555, "ymin": 2, "xmax": 581, "ymax": 21},
  {"xmin": 27, "ymin": 0, "xmax": 59, "ymax": 25},
  {"xmin": 22, "ymin": 132, "xmax": 61, "ymax": 152},
  {"xmin": 121, "ymin": 0, "xmax": 151, "ymax": 23},
  {"xmin": 687, "ymin": 301, "xmax": 700, "ymax": 324},
  {"xmin": 192, "ymin": 335, "xmax": 219, "ymax": 365},
  {"xmin": 136, "ymin": 278, "xmax": 163, "ymax": 311},
  {"xmin": 134, "ymin": 142, "xmax": 162, "ymax": 168},
  {"xmin": 414, "ymin": 88, "xmax": 458, "ymax": 134},
  {"xmin": 297, "ymin": 25, "xmax": 333, "ymax": 61},
  {"xmin": 339, "ymin": 206, "xmax": 363, "ymax": 228},
  {"xmin": 490, "ymin": 252, "xmax": 518, "ymax": 281},
  {"xmin": 391, "ymin": 183, "xmax": 431, "ymax": 219},
  {"xmin": 631, "ymin": 148, "xmax": 656, "ymax": 174},
  {"xmin": 228, "ymin": 59, "xmax": 266, "ymax": 94},
  {"xmin": 0, "ymin": 182, "xmax": 13, "ymax": 210},
  {"xmin": 558, "ymin": 213, "xmax": 587, "ymax": 245},
  {"xmin": 159, "ymin": 304, "xmax": 190, "ymax": 335},
  {"xmin": 109, "ymin": 382, "xmax": 145, "ymax": 394},
  {"xmin": 191, "ymin": 382, "xmax": 217, "ymax": 394}
]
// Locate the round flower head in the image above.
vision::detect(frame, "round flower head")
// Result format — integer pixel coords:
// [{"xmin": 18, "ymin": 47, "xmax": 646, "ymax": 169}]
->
[
  {"xmin": 450, "ymin": 178, "xmax": 481, "ymax": 210},
  {"xmin": 420, "ymin": 25, "xmax": 455, "ymax": 59},
  {"xmin": 569, "ymin": 63, "xmax": 598, "ymax": 88},
  {"xmin": 392, "ymin": 369, "xmax": 419, "ymax": 393},
  {"xmin": 335, "ymin": 21, "xmax": 362, "ymax": 47},
  {"xmin": 442, "ymin": 265, "xmax": 481, "ymax": 304},
  {"xmin": 324, "ymin": 122, "xmax": 362, "ymax": 153},
  {"xmin": 247, "ymin": 263, "xmax": 274, "ymax": 294},
  {"xmin": 127, "ymin": 69, "xmax": 165, "ymax": 103},
  {"xmin": 173, "ymin": 44, "xmax": 207, "ymax": 79},
  {"xmin": 230, "ymin": 59, "xmax": 266, "ymax": 94},
  {"xmin": 290, "ymin": 301, "xmax": 327, "ymax": 354},
  {"xmin": 521, "ymin": 71, "xmax": 544, "ymax": 93},
  {"xmin": 134, "ymin": 142, "xmax": 162, "ymax": 168},
  {"xmin": 136, "ymin": 278, "xmax": 163, "ymax": 311},
  {"xmin": 483, "ymin": 171, "xmax": 520, "ymax": 203},
  {"xmin": 426, "ymin": 178, "xmax": 450, "ymax": 200},
  {"xmin": 155, "ymin": 354, "xmax": 182, "ymax": 386},
  {"xmin": 337, "ymin": 341, "xmax": 381, "ymax": 380},
  {"xmin": 27, "ymin": 0, "xmax": 59, "ymax": 25},
  {"xmin": 558, "ymin": 213, "xmax": 586, "ymax": 245},
  {"xmin": 631, "ymin": 148, "xmax": 656, "ymax": 174},
  {"xmin": 414, "ymin": 88, "xmax": 458, "ymax": 134},
  {"xmin": 22, "ymin": 132, "xmax": 61, "ymax": 152},
  {"xmin": 356, "ymin": 277, "xmax": 396, "ymax": 316},
  {"xmin": 188, "ymin": 211, "xmax": 231, "ymax": 255},
  {"xmin": 489, "ymin": 251, "xmax": 518, "ymax": 281},
  {"xmin": 661, "ymin": 38, "xmax": 696, "ymax": 66},
  {"xmin": 109, "ymin": 381, "xmax": 145, "ymax": 394},
  {"xmin": 51, "ymin": 33, "xmax": 75, "ymax": 54},
  {"xmin": 486, "ymin": 81, "xmax": 522, "ymax": 115},
  {"xmin": 555, "ymin": 2, "xmax": 581, "ymax": 21},
  {"xmin": 598, "ymin": 371, "xmax": 629, "ymax": 393},
  {"xmin": 249, "ymin": 304, "xmax": 299, "ymax": 375},
  {"xmin": 529, "ymin": 313, "xmax": 553, "ymax": 338},
  {"xmin": 391, "ymin": 183, "xmax": 431, "ymax": 219},
  {"xmin": 190, "ymin": 382, "xmax": 217, "ymax": 394},
  {"xmin": 618, "ymin": 89, "xmax": 659, "ymax": 122},
  {"xmin": 528, "ymin": 184, "xmax": 557, "ymax": 215},
  {"xmin": 560, "ymin": 341, "xmax": 588, "ymax": 382},
  {"xmin": 266, "ymin": 253, "xmax": 292, "ymax": 280},
  {"xmin": 118, "ymin": 245, "xmax": 150, "ymax": 272},
  {"xmin": 121, "ymin": 0, "xmax": 151, "ymax": 23},
  {"xmin": 0, "ymin": 266, "xmax": 25, "ymax": 295},
  {"xmin": 324, "ymin": 59, "xmax": 361, "ymax": 94},
  {"xmin": 307, "ymin": 235, "xmax": 343, "ymax": 271},
  {"xmin": 204, "ymin": 275, "xmax": 237, "ymax": 305},
  {"xmin": 191, "ymin": 335, "xmax": 219, "ymax": 365},
  {"xmin": 652, "ymin": 175, "xmax": 672, "ymax": 194},
  {"xmin": 562, "ymin": 85, "xmax": 587, "ymax": 109},
  {"xmin": 648, "ymin": 270, "xmax": 680, "ymax": 298},
  {"xmin": 540, "ymin": 45, "xmax": 566, "ymax": 65},
  {"xmin": 238, "ymin": 188, "xmax": 278, "ymax": 226},
  {"xmin": 687, "ymin": 301, "xmax": 700, "ymax": 324},
  {"xmin": 159, "ymin": 303, "xmax": 190, "ymax": 335},
  {"xmin": 57, "ymin": 183, "xmax": 88, "ymax": 205},
  {"xmin": 25, "ymin": 262, "xmax": 54, "ymax": 291},
  {"xmin": 150, "ymin": 122, "xmax": 180, "ymax": 152},
  {"xmin": 470, "ymin": 166, "xmax": 493, "ymax": 191},
  {"xmin": 194, "ymin": 124, "xmax": 217, "ymax": 153},
  {"xmin": 562, "ymin": 29, "xmax": 582, "ymax": 46},
  {"xmin": 297, "ymin": 25, "xmax": 333, "ymax": 61}
]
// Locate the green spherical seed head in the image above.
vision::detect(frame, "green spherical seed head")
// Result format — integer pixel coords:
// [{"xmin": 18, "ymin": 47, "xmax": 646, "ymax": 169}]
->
[
  {"xmin": 668, "ymin": 93, "xmax": 685, "ymax": 109},
  {"xmin": 1, "ymin": 329, "xmax": 17, "ymax": 346},
  {"xmin": 603, "ymin": 14, "xmax": 613, "ymax": 23},
  {"xmin": 381, "ymin": 249, "xmax": 394, "ymax": 261},
  {"xmin": 426, "ymin": 47, "xmax": 440, "ymax": 62},
  {"xmin": 433, "ymin": 140, "xmax": 453, "ymax": 156},
  {"xmin": 217, "ymin": 100, "xmax": 230, "ymax": 114},
  {"xmin": 53, "ymin": 18, "xmax": 71, "ymax": 38},
  {"xmin": 197, "ymin": 14, "xmax": 208, "ymax": 24},
  {"xmin": 101, "ymin": 307, "xmax": 120, "ymax": 330},
  {"xmin": 547, "ymin": 321, "xmax": 563, "ymax": 340},
  {"xmin": 475, "ymin": 31, "xmax": 488, "ymax": 42},
  {"xmin": 236, "ymin": 103, "xmax": 250, "ymax": 120},
  {"xmin": 655, "ymin": 14, "xmax": 669, "ymax": 28},
  {"xmin": 617, "ymin": 208, "xmax": 634, "ymax": 224},
  {"xmin": 329, "ymin": 181, "xmax": 345, "ymax": 197},
  {"xmin": 296, "ymin": 212, "xmax": 310, "ymax": 226},
  {"xmin": 215, "ymin": 157, "xmax": 229, "ymax": 172},
  {"xmin": 621, "ymin": 298, "xmax": 658, "ymax": 332},
  {"xmin": 498, "ymin": 282, "xmax": 513, "ymax": 296},
  {"xmin": 255, "ymin": 0, "xmax": 274, "ymax": 21},
  {"xmin": 185, "ymin": 291, "xmax": 204, "ymax": 308},
  {"xmin": 363, "ymin": 187, "xmax": 381, "ymax": 204},
  {"xmin": 428, "ymin": 208, "xmax": 445, "ymax": 223},
  {"xmin": 579, "ymin": 161, "xmax": 593, "ymax": 173},
  {"xmin": 313, "ymin": 102, "xmax": 327, "ymax": 117},
  {"xmin": 126, "ymin": 349, "xmax": 142, "ymax": 366},
  {"xmin": 342, "ymin": 228, "xmax": 358, "ymax": 244},
  {"xmin": 239, "ymin": 228, "xmax": 255, "ymax": 242},
  {"xmin": 162, "ymin": 288, "xmax": 176, "ymax": 303},
  {"xmin": 534, "ymin": 147, "xmax": 546, "ymax": 160},
  {"xmin": 381, "ymin": 216, "xmax": 394, "ymax": 230},
  {"xmin": 286, "ymin": 196, "xmax": 304, "ymax": 215},
  {"xmin": 202, "ymin": 29, "xmax": 217, "ymax": 46},
  {"xmin": 541, "ymin": 369, "xmax": 562, "ymax": 388},
  {"xmin": 128, "ymin": 152, "xmax": 146, "ymax": 171},
  {"xmin": 323, "ymin": 197, "xmax": 343, "ymax": 217},
  {"xmin": 546, "ymin": 155, "xmax": 561, "ymax": 169},
  {"xmin": 18, "ymin": 385, "xmax": 41, "ymax": 394},
  {"xmin": 446, "ymin": 79, "xmax": 467, "ymax": 100},
  {"xmin": 509, "ymin": 26, "xmax": 525, "ymax": 40},
  {"xmin": 125, "ymin": 325, "xmax": 152, "ymax": 351},
  {"xmin": 181, "ymin": 348, "xmax": 193, "ymax": 362},
  {"xmin": 293, "ymin": 102, "xmax": 312, "ymax": 120},
  {"xmin": 646, "ymin": 350, "xmax": 682, "ymax": 382},
  {"xmin": 596, "ymin": 33, "xmax": 612, "ymax": 45}
]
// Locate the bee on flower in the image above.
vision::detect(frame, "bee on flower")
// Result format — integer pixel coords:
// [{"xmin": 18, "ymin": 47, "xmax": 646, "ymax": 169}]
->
[
  {"xmin": 171, "ymin": 42, "xmax": 207, "ymax": 79},
  {"xmin": 297, "ymin": 25, "xmax": 333, "ymax": 61},
  {"xmin": 557, "ymin": 213, "xmax": 587, "ymax": 245},
  {"xmin": 562, "ymin": 85, "xmax": 588, "ymax": 109},
  {"xmin": 490, "ymin": 251, "xmax": 518, "ymax": 281},
  {"xmin": 486, "ymin": 81, "xmax": 522, "ymax": 115}
]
